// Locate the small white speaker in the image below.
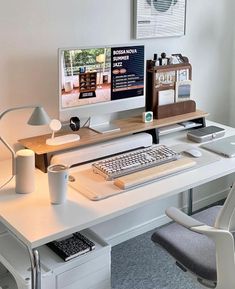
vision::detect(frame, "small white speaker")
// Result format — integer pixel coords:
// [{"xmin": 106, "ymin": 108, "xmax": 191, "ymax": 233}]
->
[
  {"xmin": 15, "ymin": 149, "xmax": 35, "ymax": 194},
  {"xmin": 142, "ymin": 111, "xmax": 153, "ymax": 123}
]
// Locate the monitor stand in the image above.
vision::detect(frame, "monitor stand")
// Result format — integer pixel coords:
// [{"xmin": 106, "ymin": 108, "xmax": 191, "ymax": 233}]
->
[
  {"xmin": 89, "ymin": 115, "xmax": 120, "ymax": 134},
  {"xmin": 90, "ymin": 123, "xmax": 120, "ymax": 134}
]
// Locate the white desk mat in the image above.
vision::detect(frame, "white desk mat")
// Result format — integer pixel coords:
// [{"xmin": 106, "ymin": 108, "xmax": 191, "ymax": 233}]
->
[
  {"xmin": 69, "ymin": 144, "xmax": 221, "ymax": 201},
  {"xmin": 172, "ymin": 144, "xmax": 221, "ymax": 168}
]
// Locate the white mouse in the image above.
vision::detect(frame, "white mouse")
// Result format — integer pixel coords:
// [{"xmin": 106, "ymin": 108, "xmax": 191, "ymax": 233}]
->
[{"xmin": 184, "ymin": 148, "xmax": 202, "ymax": 158}]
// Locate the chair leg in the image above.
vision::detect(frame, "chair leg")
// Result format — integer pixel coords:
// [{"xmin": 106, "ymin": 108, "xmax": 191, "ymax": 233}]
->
[{"xmin": 197, "ymin": 278, "xmax": 216, "ymax": 288}]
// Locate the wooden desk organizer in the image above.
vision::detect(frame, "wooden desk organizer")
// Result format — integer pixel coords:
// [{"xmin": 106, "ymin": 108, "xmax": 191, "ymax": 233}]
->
[
  {"xmin": 156, "ymin": 100, "xmax": 196, "ymax": 119},
  {"xmin": 146, "ymin": 60, "xmax": 194, "ymax": 119}
]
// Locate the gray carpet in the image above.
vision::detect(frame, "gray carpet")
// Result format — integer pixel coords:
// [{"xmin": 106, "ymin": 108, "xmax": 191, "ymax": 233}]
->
[{"xmin": 111, "ymin": 229, "xmax": 203, "ymax": 289}]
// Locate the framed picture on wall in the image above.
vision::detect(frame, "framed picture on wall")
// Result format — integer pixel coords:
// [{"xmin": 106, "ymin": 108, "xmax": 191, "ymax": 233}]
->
[{"xmin": 134, "ymin": 0, "xmax": 187, "ymax": 39}]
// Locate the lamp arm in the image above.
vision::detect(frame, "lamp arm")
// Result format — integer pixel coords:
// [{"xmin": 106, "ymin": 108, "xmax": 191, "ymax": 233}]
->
[
  {"xmin": 0, "ymin": 105, "xmax": 41, "ymax": 120},
  {"xmin": 0, "ymin": 106, "xmax": 37, "ymax": 179},
  {"xmin": 0, "ymin": 104, "xmax": 50, "ymax": 191},
  {"xmin": 0, "ymin": 136, "xmax": 15, "ymax": 176}
]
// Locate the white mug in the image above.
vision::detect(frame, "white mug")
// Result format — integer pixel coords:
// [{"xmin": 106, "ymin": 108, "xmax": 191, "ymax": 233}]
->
[{"xmin": 47, "ymin": 164, "xmax": 69, "ymax": 204}]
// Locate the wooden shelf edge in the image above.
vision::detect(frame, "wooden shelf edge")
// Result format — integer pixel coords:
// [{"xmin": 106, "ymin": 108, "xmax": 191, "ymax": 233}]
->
[
  {"xmin": 19, "ymin": 110, "xmax": 208, "ymax": 155},
  {"xmin": 155, "ymin": 110, "xmax": 209, "ymax": 127}
]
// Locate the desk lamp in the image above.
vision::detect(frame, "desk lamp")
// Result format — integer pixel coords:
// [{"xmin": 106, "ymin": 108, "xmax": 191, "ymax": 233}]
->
[{"xmin": 0, "ymin": 105, "xmax": 51, "ymax": 191}]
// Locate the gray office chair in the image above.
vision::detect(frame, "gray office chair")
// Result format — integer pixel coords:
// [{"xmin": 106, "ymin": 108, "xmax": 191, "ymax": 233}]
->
[{"xmin": 151, "ymin": 184, "xmax": 235, "ymax": 289}]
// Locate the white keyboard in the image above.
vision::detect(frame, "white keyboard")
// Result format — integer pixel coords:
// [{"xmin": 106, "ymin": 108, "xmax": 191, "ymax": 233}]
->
[{"xmin": 92, "ymin": 144, "xmax": 180, "ymax": 180}]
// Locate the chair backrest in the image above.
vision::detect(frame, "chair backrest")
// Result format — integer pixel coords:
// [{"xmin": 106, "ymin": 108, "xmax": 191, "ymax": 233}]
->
[{"xmin": 214, "ymin": 183, "xmax": 235, "ymax": 231}]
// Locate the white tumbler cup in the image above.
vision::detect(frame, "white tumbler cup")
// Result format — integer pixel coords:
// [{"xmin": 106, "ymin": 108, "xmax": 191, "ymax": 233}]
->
[
  {"xmin": 15, "ymin": 149, "xmax": 35, "ymax": 194},
  {"xmin": 47, "ymin": 164, "xmax": 68, "ymax": 204}
]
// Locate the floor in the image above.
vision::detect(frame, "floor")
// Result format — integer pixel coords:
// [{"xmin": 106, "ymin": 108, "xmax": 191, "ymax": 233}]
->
[{"xmin": 111, "ymin": 229, "xmax": 203, "ymax": 289}]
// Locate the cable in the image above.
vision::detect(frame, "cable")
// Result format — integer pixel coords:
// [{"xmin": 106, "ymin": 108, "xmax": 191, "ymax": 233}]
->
[
  {"xmin": 0, "ymin": 175, "xmax": 14, "ymax": 190},
  {"xmin": 82, "ymin": 117, "xmax": 91, "ymax": 128}
]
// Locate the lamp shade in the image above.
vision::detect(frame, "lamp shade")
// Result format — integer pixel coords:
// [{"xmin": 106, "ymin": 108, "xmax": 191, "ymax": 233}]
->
[
  {"xmin": 96, "ymin": 54, "xmax": 105, "ymax": 63},
  {"xmin": 27, "ymin": 106, "xmax": 51, "ymax": 126}
]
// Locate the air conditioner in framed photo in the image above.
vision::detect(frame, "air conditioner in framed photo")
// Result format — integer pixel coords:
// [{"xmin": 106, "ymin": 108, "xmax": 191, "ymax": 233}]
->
[{"xmin": 175, "ymin": 80, "xmax": 191, "ymax": 102}]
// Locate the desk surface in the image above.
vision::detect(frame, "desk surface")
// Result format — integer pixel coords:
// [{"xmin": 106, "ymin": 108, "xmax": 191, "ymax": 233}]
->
[{"xmin": 1, "ymin": 120, "xmax": 235, "ymax": 249}]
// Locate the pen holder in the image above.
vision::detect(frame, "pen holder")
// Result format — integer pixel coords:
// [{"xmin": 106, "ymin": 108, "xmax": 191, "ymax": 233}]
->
[{"xmin": 15, "ymin": 149, "xmax": 35, "ymax": 194}]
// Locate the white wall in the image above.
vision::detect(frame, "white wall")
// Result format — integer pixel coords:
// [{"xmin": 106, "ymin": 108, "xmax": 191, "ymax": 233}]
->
[
  {"xmin": 0, "ymin": 0, "xmax": 234, "ymax": 243},
  {"xmin": 0, "ymin": 0, "xmax": 233, "ymax": 159}
]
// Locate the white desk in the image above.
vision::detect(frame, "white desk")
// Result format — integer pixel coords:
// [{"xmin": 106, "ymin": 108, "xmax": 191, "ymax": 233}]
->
[{"xmin": 1, "ymin": 120, "xmax": 235, "ymax": 289}]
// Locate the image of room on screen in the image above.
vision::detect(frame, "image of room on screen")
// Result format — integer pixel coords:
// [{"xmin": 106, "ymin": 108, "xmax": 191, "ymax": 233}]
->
[{"xmin": 60, "ymin": 47, "xmax": 112, "ymax": 108}]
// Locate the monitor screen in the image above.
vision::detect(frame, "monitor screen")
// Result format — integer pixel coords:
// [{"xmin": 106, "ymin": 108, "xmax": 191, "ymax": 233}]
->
[{"xmin": 59, "ymin": 44, "xmax": 145, "ymax": 132}]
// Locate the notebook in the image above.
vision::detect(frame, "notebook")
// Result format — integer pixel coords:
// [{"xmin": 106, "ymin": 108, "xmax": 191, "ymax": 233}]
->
[
  {"xmin": 201, "ymin": 135, "xmax": 235, "ymax": 158},
  {"xmin": 47, "ymin": 233, "xmax": 95, "ymax": 261}
]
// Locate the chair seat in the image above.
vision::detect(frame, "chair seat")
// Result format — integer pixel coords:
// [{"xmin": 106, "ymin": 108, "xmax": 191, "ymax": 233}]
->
[{"xmin": 151, "ymin": 206, "xmax": 222, "ymax": 282}]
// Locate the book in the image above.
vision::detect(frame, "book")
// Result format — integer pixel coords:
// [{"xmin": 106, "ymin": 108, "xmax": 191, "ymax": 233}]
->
[
  {"xmin": 47, "ymin": 233, "xmax": 95, "ymax": 262},
  {"xmin": 73, "ymin": 232, "xmax": 95, "ymax": 250}
]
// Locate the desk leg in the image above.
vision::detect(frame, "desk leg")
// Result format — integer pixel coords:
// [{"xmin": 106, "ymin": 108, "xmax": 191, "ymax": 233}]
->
[
  {"xmin": 188, "ymin": 188, "xmax": 193, "ymax": 215},
  {"xmin": 27, "ymin": 248, "xmax": 41, "ymax": 289},
  {"xmin": 6, "ymin": 228, "xmax": 42, "ymax": 289}
]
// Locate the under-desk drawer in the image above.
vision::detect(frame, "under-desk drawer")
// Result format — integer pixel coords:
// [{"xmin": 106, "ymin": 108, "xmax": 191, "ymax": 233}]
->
[{"xmin": 57, "ymin": 263, "xmax": 110, "ymax": 289}]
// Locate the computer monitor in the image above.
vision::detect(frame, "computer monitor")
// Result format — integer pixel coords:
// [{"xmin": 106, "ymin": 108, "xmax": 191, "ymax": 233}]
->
[{"xmin": 59, "ymin": 44, "xmax": 145, "ymax": 133}]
